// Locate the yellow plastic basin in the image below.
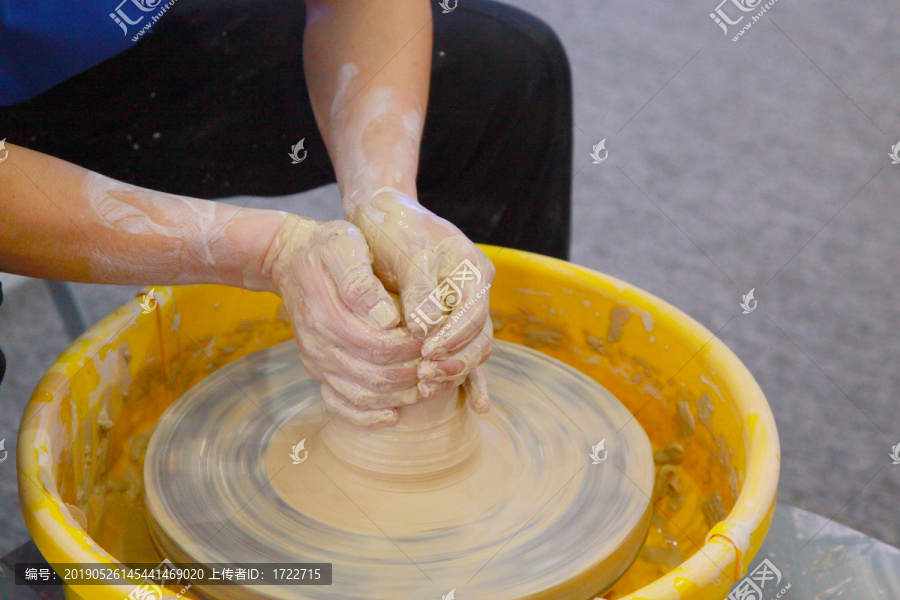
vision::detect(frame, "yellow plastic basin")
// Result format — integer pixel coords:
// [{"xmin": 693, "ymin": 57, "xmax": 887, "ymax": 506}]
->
[{"xmin": 17, "ymin": 246, "xmax": 779, "ymax": 600}]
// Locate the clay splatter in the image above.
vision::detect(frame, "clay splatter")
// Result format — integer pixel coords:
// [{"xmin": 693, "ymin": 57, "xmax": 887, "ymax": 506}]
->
[
  {"xmin": 585, "ymin": 332, "xmax": 605, "ymax": 354},
  {"xmin": 696, "ymin": 393, "xmax": 715, "ymax": 429},
  {"xmin": 608, "ymin": 307, "xmax": 630, "ymax": 342},
  {"xmin": 653, "ymin": 443, "xmax": 685, "ymax": 466},
  {"xmin": 676, "ymin": 401, "xmax": 695, "ymax": 437},
  {"xmin": 702, "ymin": 491, "xmax": 727, "ymax": 528}
]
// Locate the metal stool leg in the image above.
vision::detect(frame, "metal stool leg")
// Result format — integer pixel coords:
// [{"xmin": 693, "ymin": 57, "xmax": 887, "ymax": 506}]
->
[{"xmin": 45, "ymin": 281, "xmax": 88, "ymax": 341}]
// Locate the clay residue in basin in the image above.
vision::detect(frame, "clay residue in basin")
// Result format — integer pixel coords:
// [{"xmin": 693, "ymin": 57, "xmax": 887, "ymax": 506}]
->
[
  {"xmin": 608, "ymin": 307, "xmax": 630, "ymax": 342},
  {"xmin": 653, "ymin": 443, "xmax": 685, "ymax": 465}
]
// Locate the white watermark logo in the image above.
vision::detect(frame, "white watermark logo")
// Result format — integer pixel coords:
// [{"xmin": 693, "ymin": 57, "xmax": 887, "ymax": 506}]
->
[
  {"xmin": 289, "ymin": 139, "xmax": 307, "ymax": 164},
  {"xmin": 110, "ymin": 0, "xmax": 179, "ymax": 41},
  {"xmin": 0, "ymin": 438, "xmax": 7, "ymax": 464},
  {"xmin": 589, "ymin": 439, "xmax": 608, "ymax": 465},
  {"xmin": 889, "ymin": 141, "xmax": 900, "ymax": 165},
  {"xmin": 710, "ymin": 0, "xmax": 779, "ymax": 42},
  {"xmin": 127, "ymin": 558, "xmax": 192, "ymax": 600},
  {"xmin": 740, "ymin": 288, "xmax": 757, "ymax": 314},
  {"xmin": 289, "ymin": 439, "xmax": 308, "ymax": 465},
  {"xmin": 0, "ymin": 138, "xmax": 8, "ymax": 163},
  {"xmin": 590, "ymin": 138, "xmax": 609, "ymax": 164},
  {"xmin": 728, "ymin": 558, "xmax": 790, "ymax": 600},
  {"xmin": 437, "ymin": 0, "xmax": 457, "ymax": 13},
  {"xmin": 408, "ymin": 259, "xmax": 489, "ymax": 336},
  {"xmin": 139, "ymin": 288, "xmax": 158, "ymax": 314},
  {"xmin": 709, "ymin": 0, "xmax": 760, "ymax": 34},
  {"xmin": 442, "ymin": 588, "xmax": 456, "ymax": 600},
  {"xmin": 109, "ymin": 0, "xmax": 162, "ymax": 36},
  {"xmin": 890, "ymin": 443, "xmax": 900, "ymax": 465},
  {"xmin": 128, "ymin": 582, "xmax": 162, "ymax": 600}
]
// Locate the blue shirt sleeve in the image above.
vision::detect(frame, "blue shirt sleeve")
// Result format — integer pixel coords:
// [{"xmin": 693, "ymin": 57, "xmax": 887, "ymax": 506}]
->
[{"xmin": 0, "ymin": 0, "xmax": 168, "ymax": 106}]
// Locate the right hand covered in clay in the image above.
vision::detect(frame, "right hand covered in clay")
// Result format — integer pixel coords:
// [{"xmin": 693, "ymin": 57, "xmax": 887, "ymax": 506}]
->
[
  {"xmin": 347, "ymin": 191, "xmax": 495, "ymax": 414},
  {"xmin": 263, "ymin": 215, "xmax": 423, "ymax": 426}
]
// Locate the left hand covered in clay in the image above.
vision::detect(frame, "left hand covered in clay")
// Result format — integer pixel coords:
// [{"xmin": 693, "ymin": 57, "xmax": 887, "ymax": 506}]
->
[
  {"xmin": 347, "ymin": 189, "xmax": 494, "ymax": 413},
  {"xmin": 263, "ymin": 214, "xmax": 425, "ymax": 426}
]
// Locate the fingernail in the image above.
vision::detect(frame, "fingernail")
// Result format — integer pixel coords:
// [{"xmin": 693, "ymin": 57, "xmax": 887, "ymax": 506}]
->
[
  {"xmin": 423, "ymin": 343, "xmax": 447, "ymax": 361},
  {"xmin": 418, "ymin": 362, "xmax": 445, "ymax": 381},
  {"xmin": 377, "ymin": 409, "xmax": 398, "ymax": 424},
  {"xmin": 368, "ymin": 299, "xmax": 399, "ymax": 329},
  {"xmin": 400, "ymin": 388, "xmax": 419, "ymax": 405},
  {"xmin": 417, "ymin": 380, "xmax": 434, "ymax": 398},
  {"xmin": 418, "ymin": 362, "xmax": 431, "ymax": 380},
  {"xmin": 473, "ymin": 397, "xmax": 491, "ymax": 414}
]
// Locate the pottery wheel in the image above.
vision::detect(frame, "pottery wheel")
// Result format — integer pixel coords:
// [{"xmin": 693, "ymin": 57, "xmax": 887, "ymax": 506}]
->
[{"xmin": 144, "ymin": 340, "xmax": 654, "ymax": 600}]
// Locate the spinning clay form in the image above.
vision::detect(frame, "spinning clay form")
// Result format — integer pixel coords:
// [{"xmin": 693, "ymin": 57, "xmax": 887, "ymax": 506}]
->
[{"xmin": 144, "ymin": 339, "xmax": 655, "ymax": 599}]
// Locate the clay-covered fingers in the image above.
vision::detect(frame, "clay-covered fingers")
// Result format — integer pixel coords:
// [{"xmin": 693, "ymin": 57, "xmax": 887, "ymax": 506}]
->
[
  {"xmin": 289, "ymin": 304, "xmax": 421, "ymax": 416},
  {"xmin": 280, "ymin": 219, "xmax": 418, "ymax": 365},
  {"xmin": 270, "ymin": 217, "xmax": 428, "ymax": 428},
  {"xmin": 417, "ymin": 318, "xmax": 493, "ymax": 397},
  {"xmin": 421, "ymin": 242, "xmax": 495, "ymax": 361},
  {"xmin": 300, "ymin": 336, "xmax": 420, "ymax": 426},
  {"xmin": 297, "ymin": 262, "xmax": 421, "ymax": 366},
  {"xmin": 415, "ymin": 367, "xmax": 490, "ymax": 413},
  {"xmin": 320, "ymin": 383, "xmax": 399, "ymax": 427},
  {"xmin": 398, "ymin": 249, "xmax": 443, "ymax": 339},
  {"xmin": 322, "ymin": 373, "xmax": 419, "ymax": 410},
  {"xmin": 312, "ymin": 345, "xmax": 419, "ymax": 395},
  {"xmin": 306, "ymin": 296, "xmax": 422, "ymax": 366},
  {"xmin": 289, "ymin": 318, "xmax": 420, "ymax": 397},
  {"xmin": 318, "ymin": 221, "xmax": 400, "ymax": 330},
  {"xmin": 462, "ymin": 367, "xmax": 490, "ymax": 414}
]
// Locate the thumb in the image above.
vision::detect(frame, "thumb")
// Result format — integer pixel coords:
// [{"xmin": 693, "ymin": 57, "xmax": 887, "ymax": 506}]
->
[
  {"xmin": 321, "ymin": 223, "xmax": 400, "ymax": 329},
  {"xmin": 400, "ymin": 254, "xmax": 444, "ymax": 339}
]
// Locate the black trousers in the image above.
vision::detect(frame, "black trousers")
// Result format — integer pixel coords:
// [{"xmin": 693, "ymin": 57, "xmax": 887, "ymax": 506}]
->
[{"xmin": 0, "ymin": 282, "xmax": 5, "ymax": 386}]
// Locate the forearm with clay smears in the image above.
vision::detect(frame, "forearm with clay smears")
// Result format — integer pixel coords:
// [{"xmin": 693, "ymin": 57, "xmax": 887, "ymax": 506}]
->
[
  {"xmin": 303, "ymin": 0, "xmax": 494, "ymax": 413},
  {"xmin": 303, "ymin": 0, "xmax": 430, "ymax": 220},
  {"xmin": 0, "ymin": 144, "xmax": 286, "ymax": 290},
  {"xmin": 0, "ymin": 145, "xmax": 422, "ymax": 426}
]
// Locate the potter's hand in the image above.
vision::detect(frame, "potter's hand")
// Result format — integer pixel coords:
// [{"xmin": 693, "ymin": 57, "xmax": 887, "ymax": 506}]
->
[
  {"xmin": 348, "ymin": 190, "xmax": 495, "ymax": 413},
  {"xmin": 265, "ymin": 215, "xmax": 423, "ymax": 426}
]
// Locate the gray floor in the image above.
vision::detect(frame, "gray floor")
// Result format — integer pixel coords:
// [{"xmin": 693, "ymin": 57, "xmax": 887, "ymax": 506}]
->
[{"xmin": 2, "ymin": 0, "xmax": 900, "ymax": 561}]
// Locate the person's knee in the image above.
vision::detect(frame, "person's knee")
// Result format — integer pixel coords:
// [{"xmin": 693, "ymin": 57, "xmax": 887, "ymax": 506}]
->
[
  {"xmin": 520, "ymin": 15, "xmax": 570, "ymax": 85},
  {"xmin": 493, "ymin": 6, "xmax": 572, "ymax": 97}
]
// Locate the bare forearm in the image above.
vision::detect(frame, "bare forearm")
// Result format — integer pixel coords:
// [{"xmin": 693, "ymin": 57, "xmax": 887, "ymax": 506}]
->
[
  {"xmin": 303, "ymin": 0, "xmax": 432, "ymax": 223},
  {"xmin": 0, "ymin": 144, "xmax": 286, "ymax": 290}
]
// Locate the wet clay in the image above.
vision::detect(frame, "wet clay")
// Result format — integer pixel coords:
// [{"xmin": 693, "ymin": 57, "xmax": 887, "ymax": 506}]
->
[{"xmin": 144, "ymin": 341, "xmax": 655, "ymax": 600}]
